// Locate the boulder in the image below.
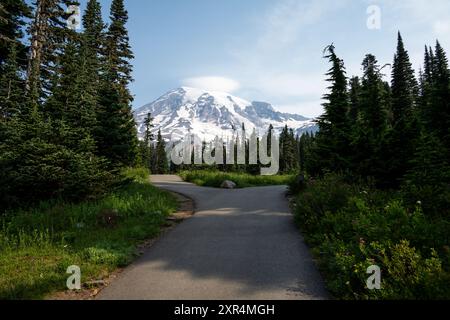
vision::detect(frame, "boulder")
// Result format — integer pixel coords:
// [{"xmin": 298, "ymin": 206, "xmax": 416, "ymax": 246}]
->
[
  {"xmin": 220, "ymin": 180, "xmax": 237, "ymax": 189},
  {"xmin": 289, "ymin": 174, "xmax": 307, "ymax": 194}
]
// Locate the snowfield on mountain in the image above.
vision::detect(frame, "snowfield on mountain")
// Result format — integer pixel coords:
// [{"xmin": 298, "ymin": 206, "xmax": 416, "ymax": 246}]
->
[{"xmin": 135, "ymin": 87, "xmax": 318, "ymax": 141}]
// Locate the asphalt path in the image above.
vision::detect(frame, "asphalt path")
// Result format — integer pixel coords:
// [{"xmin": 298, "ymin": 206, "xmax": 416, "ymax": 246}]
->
[{"xmin": 98, "ymin": 175, "xmax": 328, "ymax": 300}]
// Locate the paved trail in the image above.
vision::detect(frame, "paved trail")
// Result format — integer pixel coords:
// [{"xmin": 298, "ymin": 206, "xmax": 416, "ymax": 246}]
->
[{"xmin": 98, "ymin": 175, "xmax": 328, "ymax": 300}]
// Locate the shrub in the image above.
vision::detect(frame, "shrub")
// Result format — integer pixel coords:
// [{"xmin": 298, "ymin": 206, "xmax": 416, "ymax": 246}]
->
[
  {"xmin": 180, "ymin": 170, "xmax": 294, "ymax": 188},
  {"xmin": 292, "ymin": 173, "xmax": 450, "ymax": 299},
  {"xmin": 293, "ymin": 174, "xmax": 356, "ymax": 237},
  {"xmin": 0, "ymin": 119, "xmax": 115, "ymax": 211},
  {"xmin": 288, "ymin": 174, "xmax": 307, "ymax": 194}
]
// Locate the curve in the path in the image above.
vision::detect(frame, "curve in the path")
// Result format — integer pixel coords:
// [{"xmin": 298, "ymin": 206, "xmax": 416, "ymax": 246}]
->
[{"xmin": 98, "ymin": 175, "xmax": 329, "ymax": 300}]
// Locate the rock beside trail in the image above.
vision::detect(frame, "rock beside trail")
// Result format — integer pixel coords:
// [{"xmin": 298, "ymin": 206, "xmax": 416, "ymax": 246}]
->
[{"xmin": 220, "ymin": 180, "xmax": 237, "ymax": 189}]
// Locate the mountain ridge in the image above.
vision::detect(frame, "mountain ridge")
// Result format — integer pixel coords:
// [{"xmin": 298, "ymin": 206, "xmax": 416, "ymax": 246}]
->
[{"xmin": 135, "ymin": 87, "xmax": 318, "ymax": 141}]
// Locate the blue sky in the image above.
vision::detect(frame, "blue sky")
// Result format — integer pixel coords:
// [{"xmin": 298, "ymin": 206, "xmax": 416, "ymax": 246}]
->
[{"xmin": 83, "ymin": 0, "xmax": 450, "ymax": 117}]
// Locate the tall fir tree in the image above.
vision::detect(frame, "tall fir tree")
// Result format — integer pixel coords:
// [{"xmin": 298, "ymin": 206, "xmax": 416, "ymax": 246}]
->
[
  {"xmin": 429, "ymin": 41, "xmax": 450, "ymax": 153},
  {"xmin": 0, "ymin": 43, "xmax": 23, "ymax": 119},
  {"xmin": 97, "ymin": 0, "xmax": 138, "ymax": 167},
  {"xmin": 359, "ymin": 54, "xmax": 387, "ymax": 134},
  {"xmin": 309, "ymin": 44, "xmax": 351, "ymax": 175},
  {"xmin": 139, "ymin": 112, "xmax": 155, "ymax": 170},
  {"xmin": 0, "ymin": 0, "xmax": 31, "ymax": 70},
  {"xmin": 246, "ymin": 128, "xmax": 260, "ymax": 175},
  {"xmin": 279, "ymin": 125, "xmax": 298, "ymax": 174},
  {"xmin": 352, "ymin": 54, "xmax": 388, "ymax": 179},
  {"xmin": 82, "ymin": 0, "xmax": 105, "ymax": 87},
  {"xmin": 348, "ymin": 76, "xmax": 361, "ymax": 123},
  {"xmin": 80, "ymin": 0, "xmax": 108, "ymax": 156},
  {"xmin": 383, "ymin": 33, "xmax": 420, "ymax": 186},
  {"xmin": 0, "ymin": 0, "xmax": 30, "ymax": 119},
  {"xmin": 45, "ymin": 36, "xmax": 98, "ymax": 151},
  {"xmin": 26, "ymin": 0, "xmax": 79, "ymax": 107},
  {"xmin": 155, "ymin": 129, "xmax": 168, "ymax": 174},
  {"xmin": 390, "ymin": 32, "xmax": 419, "ymax": 125},
  {"xmin": 0, "ymin": 0, "xmax": 114, "ymax": 210},
  {"xmin": 298, "ymin": 132, "xmax": 313, "ymax": 173},
  {"xmin": 82, "ymin": 0, "xmax": 105, "ymax": 61}
]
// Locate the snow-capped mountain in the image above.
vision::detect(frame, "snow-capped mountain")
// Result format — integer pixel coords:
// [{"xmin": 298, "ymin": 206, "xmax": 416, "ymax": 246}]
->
[{"xmin": 135, "ymin": 87, "xmax": 318, "ymax": 142}]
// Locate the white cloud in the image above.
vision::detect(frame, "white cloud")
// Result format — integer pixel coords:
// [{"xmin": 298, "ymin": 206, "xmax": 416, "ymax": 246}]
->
[
  {"xmin": 375, "ymin": 0, "xmax": 450, "ymax": 40},
  {"xmin": 182, "ymin": 76, "xmax": 241, "ymax": 93},
  {"xmin": 229, "ymin": 0, "xmax": 450, "ymax": 118},
  {"xmin": 238, "ymin": 71, "xmax": 327, "ymax": 118},
  {"xmin": 256, "ymin": 0, "xmax": 349, "ymax": 50},
  {"xmin": 433, "ymin": 20, "xmax": 450, "ymax": 38},
  {"xmin": 226, "ymin": 0, "xmax": 348, "ymax": 118},
  {"xmin": 278, "ymin": 100, "xmax": 324, "ymax": 119},
  {"xmin": 258, "ymin": 0, "xmax": 321, "ymax": 47},
  {"xmin": 249, "ymin": 72, "xmax": 327, "ymax": 99},
  {"xmin": 369, "ymin": 0, "xmax": 450, "ymax": 68}
]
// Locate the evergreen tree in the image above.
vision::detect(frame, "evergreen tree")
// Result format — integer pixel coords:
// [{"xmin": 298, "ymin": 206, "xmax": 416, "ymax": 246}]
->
[
  {"xmin": 246, "ymin": 128, "xmax": 260, "ymax": 175},
  {"xmin": 418, "ymin": 46, "xmax": 439, "ymax": 134},
  {"xmin": 279, "ymin": 126, "xmax": 298, "ymax": 174},
  {"xmin": 352, "ymin": 54, "xmax": 388, "ymax": 179},
  {"xmin": 97, "ymin": 0, "xmax": 138, "ymax": 167},
  {"xmin": 293, "ymin": 131, "xmax": 300, "ymax": 172},
  {"xmin": 390, "ymin": 32, "xmax": 419, "ymax": 125},
  {"xmin": 26, "ymin": 0, "xmax": 79, "ymax": 106},
  {"xmin": 424, "ymin": 46, "xmax": 433, "ymax": 83},
  {"xmin": 0, "ymin": 113, "xmax": 112, "ymax": 211},
  {"xmin": 381, "ymin": 80, "xmax": 392, "ymax": 123},
  {"xmin": 104, "ymin": 0, "xmax": 133, "ymax": 87},
  {"xmin": 82, "ymin": 0, "xmax": 105, "ymax": 87},
  {"xmin": 299, "ymin": 132, "xmax": 313, "ymax": 173},
  {"xmin": 429, "ymin": 41, "xmax": 450, "ymax": 152},
  {"xmin": 0, "ymin": 0, "xmax": 115, "ymax": 211},
  {"xmin": 348, "ymin": 76, "xmax": 361, "ymax": 123},
  {"xmin": 267, "ymin": 124, "xmax": 274, "ymax": 156},
  {"xmin": 309, "ymin": 44, "xmax": 351, "ymax": 175},
  {"xmin": 80, "ymin": 0, "xmax": 109, "ymax": 156},
  {"xmin": 155, "ymin": 130, "xmax": 168, "ymax": 174},
  {"xmin": 239, "ymin": 122, "xmax": 247, "ymax": 172},
  {"xmin": 279, "ymin": 126, "xmax": 288, "ymax": 173},
  {"xmin": 383, "ymin": 33, "xmax": 420, "ymax": 186},
  {"xmin": 0, "ymin": 43, "xmax": 23, "ymax": 119},
  {"xmin": 360, "ymin": 54, "xmax": 387, "ymax": 134},
  {"xmin": 139, "ymin": 113, "xmax": 154, "ymax": 170},
  {"xmin": 402, "ymin": 132, "xmax": 450, "ymax": 216},
  {"xmin": 45, "ymin": 37, "xmax": 98, "ymax": 150},
  {"xmin": 0, "ymin": 0, "xmax": 31, "ymax": 70}
]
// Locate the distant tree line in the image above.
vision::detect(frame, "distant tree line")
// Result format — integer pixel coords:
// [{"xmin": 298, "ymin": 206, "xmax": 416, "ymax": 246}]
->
[
  {"xmin": 138, "ymin": 112, "xmax": 169, "ymax": 174},
  {"xmin": 0, "ymin": 0, "xmax": 139, "ymax": 211},
  {"xmin": 145, "ymin": 119, "xmax": 308, "ymax": 176}
]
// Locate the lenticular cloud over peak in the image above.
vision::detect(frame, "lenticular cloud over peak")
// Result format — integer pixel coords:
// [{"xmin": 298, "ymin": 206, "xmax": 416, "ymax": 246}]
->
[{"xmin": 182, "ymin": 76, "xmax": 241, "ymax": 94}]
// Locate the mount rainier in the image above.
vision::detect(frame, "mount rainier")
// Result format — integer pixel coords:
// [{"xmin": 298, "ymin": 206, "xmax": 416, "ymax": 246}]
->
[{"xmin": 135, "ymin": 87, "xmax": 318, "ymax": 142}]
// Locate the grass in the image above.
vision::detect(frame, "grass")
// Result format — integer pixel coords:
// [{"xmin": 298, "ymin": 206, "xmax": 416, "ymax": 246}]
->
[
  {"xmin": 179, "ymin": 170, "xmax": 295, "ymax": 188},
  {"xmin": 0, "ymin": 168, "xmax": 177, "ymax": 300}
]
